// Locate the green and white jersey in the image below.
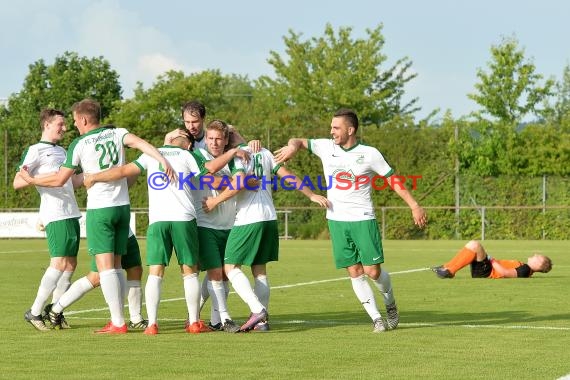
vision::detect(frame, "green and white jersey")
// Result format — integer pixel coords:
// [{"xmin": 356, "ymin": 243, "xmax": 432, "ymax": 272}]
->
[
  {"xmin": 233, "ymin": 147, "xmax": 282, "ymax": 226},
  {"xmin": 18, "ymin": 142, "xmax": 81, "ymax": 225},
  {"xmin": 63, "ymin": 126, "xmax": 130, "ymax": 209},
  {"xmin": 134, "ymin": 145, "xmax": 208, "ymax": 225},
  {"xmin": 193, "ymin": 148, "xmax": 236, "ymax": 230},
  {"xmin": 309, "ymin": 139, "xmax": 394, "ymax": 222}
]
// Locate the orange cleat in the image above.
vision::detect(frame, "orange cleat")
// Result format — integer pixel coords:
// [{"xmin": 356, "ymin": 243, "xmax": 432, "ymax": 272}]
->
[
  {"xmin": 185, "ymin": 320, "xmax": 213, "ymax": 334},
  {"xmin": 95, "ymin": 321, "xmax": 128, "ymax": 334},
  {"xmin": 144, "ymin": 323, "xmax": 159, "ymax": 335}
]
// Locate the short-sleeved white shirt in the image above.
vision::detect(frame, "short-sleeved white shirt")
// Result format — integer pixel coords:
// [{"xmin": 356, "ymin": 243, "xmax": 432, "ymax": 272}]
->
[
  {"xmin": 134, "ymin": 146, "xmax": 207, "ymax": 225},
  {"xmin": 63, "ymin": 126, "xmax": 130, "ymax": 209},
  {"xmin": 309, "ymin": 139, "xmax": 393, "ymax": 222},
  {"xmin": 18, "ymin": 142, "xmax": 81, "ymax": 225},
  {"xmin": 232, "ymin": 147, "xmax": 282, "ymax": 226},
  {"xmin": 192, "ymin": 148, "xmax": 236, "ymax": 230}
]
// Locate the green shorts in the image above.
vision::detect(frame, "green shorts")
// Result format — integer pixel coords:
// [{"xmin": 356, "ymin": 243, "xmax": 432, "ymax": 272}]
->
[
  {"xmin": 327, "ymin": 219, "xmax": 384, "ymax": 269},
  {"xmin": 198, "ymin": 227, "xmax": 230, "ymax": 271},
  {"xmin": 45, "ymin": 218, "xmax": 80, "ymax": 258},
  {"xmin": 90, "ymin": 234, "xmax": 142, "ymax": 272},
  {"xmin": 225, "ymin": 220, "xmax": 278, "ymax": 266},
  {"xmin": 146, "ymin": 220, "xmax": 199, "ymax": 267},
  {"xmin": 86, "ymin": 204, "xmax": 130, "ymax": 256}
]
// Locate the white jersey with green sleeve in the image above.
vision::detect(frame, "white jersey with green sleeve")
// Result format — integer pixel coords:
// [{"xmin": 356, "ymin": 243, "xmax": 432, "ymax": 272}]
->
[
  {"xmin": 232, "ymin": 147, "xmax": 282, "ymax": 226},
  {"xmin": 134, "ymin": 146, "xmax": 207, "ymax": 225},
  {"xmin": 192, "ymin": 148, "xmax": 236, "ymax": 230},
  {"xmin": 63, "ymin": 126, "xmax": 130, "ymax": 209},
  {"xmin": 308, "ymin": 139, "xmax": 394, "ymax": 222},
  {"xmin": 17, "ymin": 142, "xmax": 81, "ymax": 225}
]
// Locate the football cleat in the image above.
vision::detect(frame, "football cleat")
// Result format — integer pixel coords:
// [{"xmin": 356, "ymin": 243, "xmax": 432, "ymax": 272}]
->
[
  {"xmin": 144, "ymin": 324, "xmax": 159, "ymax": 335},
  {"xmin": 95, "ymin": 321, "xmax": 128, "ymax": 334},
  {"xmin": 24, "ymin": 309, "xmax": 51, "ymax": 331},
  {"xmin": 385, "ymin": 302, "xmax": 399, "ymax": 330},
  {"xmin": 372, "ymin": 318, "xmax": 386, "ymax": 333},
  {"xmin": 240, "ymin": 309, "xmax": 268, "ymax": 332},
  {"xmin": 222, "ymin": 319, "xmax": 240, "ymax": 333},
  {"xmin": 128, "ymin": 319, "xmax": 149, "ymax": 330},
  {"xmin": 186, "ymin": 320, "xmax": 213, "ymax": 334},
  {"xmin": 431, "ymin": 265, "xmax": 454, "ymax": 279},
  {"xmin": 253, "ymin": 321, "xmax": 270, "ymax": 332}
]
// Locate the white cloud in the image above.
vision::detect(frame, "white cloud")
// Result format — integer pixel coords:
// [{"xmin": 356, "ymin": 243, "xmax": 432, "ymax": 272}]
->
[
  {"xmin": 70, "ymin": 0, "xmax": 197, "ymax": 97},
  {"xmin": 137, "ymin": 53, "xmax": 189, "ymax": 79}
]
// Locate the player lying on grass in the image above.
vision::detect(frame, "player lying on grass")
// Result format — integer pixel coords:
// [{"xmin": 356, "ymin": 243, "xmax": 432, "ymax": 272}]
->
[{"xmin": 432, "ymin": 240, "xmax": 552, "ymax": 279}]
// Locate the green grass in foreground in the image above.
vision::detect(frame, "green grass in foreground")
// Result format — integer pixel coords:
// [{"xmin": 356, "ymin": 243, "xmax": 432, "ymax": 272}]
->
[{"xmin": 1, "ymin": 239, "xmax": 569, "ymax": 379}]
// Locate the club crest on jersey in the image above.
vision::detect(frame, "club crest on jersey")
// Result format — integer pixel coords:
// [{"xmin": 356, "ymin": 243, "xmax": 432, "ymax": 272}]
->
[
  {"xmin": 355, "ymin": 155, "xmax": 365, "ymax": 164},
  {"xmin": 332, "ymin": 168, "xmax": 356, "ymax": 183}
]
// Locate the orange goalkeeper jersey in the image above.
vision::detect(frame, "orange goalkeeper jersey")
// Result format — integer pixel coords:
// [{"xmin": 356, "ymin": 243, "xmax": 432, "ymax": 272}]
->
[{"xmin": 490, "ymin": 260, "xmax": 532, "ymax": 278}]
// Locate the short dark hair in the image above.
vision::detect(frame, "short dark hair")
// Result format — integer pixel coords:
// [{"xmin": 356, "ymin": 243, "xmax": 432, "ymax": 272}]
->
[
  {"xmin": 181, "ymin": 100, "xmax": 206, "ymax": 119},
  {"xmin": 72, "ymin": 99, "xmax": 101, "ymax": 124},
  {"xmin": 39, "ymin": 109, "xmax": 65, "ymax": 131},
  {"xmin": 334, "ymin": 108, "xmax": 359, "ymax": 132},
  {"xmin": 206, "ymin": 119, "xmax": 229, "ymax": 139}
]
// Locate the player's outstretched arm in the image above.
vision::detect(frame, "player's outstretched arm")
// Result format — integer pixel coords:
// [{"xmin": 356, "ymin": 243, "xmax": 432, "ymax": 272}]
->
[
  {"xmin": 18, "ymin": 166, "xmax": 75, "ymax": 188},
  {"xmin": 277, "ymin": 166, "xmax": 330, "ymax": 208},
  {"xmin": 489, "ymin": 259, "xmax": 517, "ymax": 278},
  {"xmin": 124, "ymin": 134, "xmax": 175, "ymax": 182},
  {"xmin": 202, "ymin": 172, "xmax": 245, "ymax": 213},
  {"xmin": 204, "ymin": 147, "xmax": 250, "ymax": 174},
  {"xmin": 392, "ymin": 186, "xmax": 427, "ymax": 228},
  {"xmin": 274, "ymin": 138, "xmax": 309, "ymax": 164},
  {"xmin": 83, "ymin": 163, "xmax": 141, "ymax": 189}
]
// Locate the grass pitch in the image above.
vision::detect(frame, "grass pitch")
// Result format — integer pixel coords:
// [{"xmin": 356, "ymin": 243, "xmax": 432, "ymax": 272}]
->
[{"xmin": 1, "ymin": 239, "xmax": 569, "ymax": 379}]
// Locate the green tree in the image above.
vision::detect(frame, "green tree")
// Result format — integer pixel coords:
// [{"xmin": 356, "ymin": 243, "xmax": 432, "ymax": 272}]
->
[
  {"xmin": 468, "ymin": 36, "xmax": 554, "ymax": 124},
  {"xmin": 258, "ymin": 24, "xmax": 419, "ymax": 126},
  {"xmin": 545, "ymin": 64, "xmax": 570, "ymax": 126},
  {"xmin": 0, "ymin": 52, "xmax": 122, "ymax": 207}
]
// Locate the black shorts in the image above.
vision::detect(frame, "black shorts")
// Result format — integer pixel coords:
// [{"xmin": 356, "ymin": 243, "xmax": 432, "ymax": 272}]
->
[{"xmin": 470, "ymin": 258, "xmax": 492, "ymax": 278}]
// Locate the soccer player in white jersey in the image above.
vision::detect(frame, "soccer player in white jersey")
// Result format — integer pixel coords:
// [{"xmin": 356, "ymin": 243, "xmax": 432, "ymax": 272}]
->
[
  {"xmin": 19, "ymin": 99, "xmax": 174, "ymax": 334},
  {"xmin": 13, "ymin": 109, "xmax": 82, "ymax": 331},
  {"xmin": 192, "ymin": 120, "xmax": 246, "ymax": 333},
  {"xmin": 274, "ymin": 108, "xmax": 428, "ymax": 333},
  {"xmin": 202, "ymin": 145, "xmax": 329, "ymax": 332},
  {"xmin": 84, "ymin": 129, "xmax": 249, "ymax": 335}
]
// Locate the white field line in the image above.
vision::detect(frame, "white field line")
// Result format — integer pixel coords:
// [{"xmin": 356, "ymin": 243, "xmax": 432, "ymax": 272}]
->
[{"xmin": 65, "ymin": 267, "xmax": 431, "ymax": 316}]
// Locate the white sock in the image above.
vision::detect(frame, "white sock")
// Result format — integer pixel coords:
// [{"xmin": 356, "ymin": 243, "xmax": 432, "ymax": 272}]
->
[
  {"xmin": 51, "ymin": 270, "xmax": 73, "ymax": 304},
  {"xmin": 183, "ymin": 273, "xmax": 200, "ymax": 324},
  {"xmin": 372, "ymin": 270, "xmax": 396, "ymax": 305},
  {"xmin": 145, "ymin": 275, "xmax": 162, "ymax": 326},
  {"xmin": 52, "ymin": 276, "xmax": 94, "ymax": 313},
  {"xmin": 127, "ymin": 280, "xmax": 143, "ymax": 323},
  {"xmin": 199, "ymin": 273, "xmax": 209, "ymax": 311},
  {"xmin": 209, "ymin": 280, "xmax": 230, "ymax": 324},
  {"xmin": 31, "ymin": 267, "xmax": 62, "ymax": 316},
  {"xmin": 117, "ymin": 269, "xmax": 127, "ymax": 302},
  {"xmin": 350, "ymin": 275, "xmax": 381, "ymax": 321},
  {"xmin": 254, "ymin": 275, "xmax": 270, "ymax": 311},
  {"xmin": 99, "ymin": 269, "xmax": 125, "ymax": 327},
  {"xmin": 227, "ymin": 268, "xmax": 264, "ymax": 313}
]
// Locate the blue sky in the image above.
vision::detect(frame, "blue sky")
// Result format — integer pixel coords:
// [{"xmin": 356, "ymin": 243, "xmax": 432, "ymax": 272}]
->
[{"xmin": 1, "ymin": 0, "xmax": 569, "ymax": 119}]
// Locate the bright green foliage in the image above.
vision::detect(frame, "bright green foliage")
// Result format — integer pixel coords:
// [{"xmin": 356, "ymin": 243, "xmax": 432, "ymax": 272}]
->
[
  {"xmin": 544, "ymin": 64, "xmax": 570, "ymax": 126},
  {"xmin": 260, "ymin": 24, "xmax": 419, "ymax": 126},
  {"xmin": 468, "ymin": 36, "xmax": 554, "ymax": 124},
  {"xmin": 0, "ymin": 52, "xmax": 121, "ymax": 208}
]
